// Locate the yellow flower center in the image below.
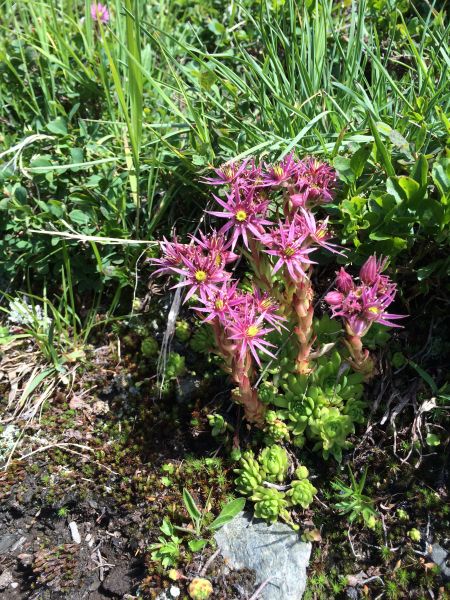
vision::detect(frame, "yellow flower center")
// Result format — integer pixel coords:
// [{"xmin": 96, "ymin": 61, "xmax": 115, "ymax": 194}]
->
[
  {"xmin": 247, "ymin": 325, "xmax": 260, "ymax": 337},
  {"xmin": 215, "ymin": 299, "xmax": 224, "ymax": 309},
  {"xmin": 284, "ymin": 246, "xmax": 296, "ymax": 257},
  {"xmin": 235, "ymin": 210, "xmax": 247, "ymax": 222},
  {"xmin": 215, "ymin": 254, "xmax": 223, "ymax": 266},
  {"xmin": 195, "ymin": 270, "xmax": 207, "ymax": 282},
  {"xmin": 261, "ymin": 298, "xmax": 272, "ymax": 310},
  {"xmin": 368, "ymin": 306, "xmax": 381, "ymax": 314},
  {"xmin": 273, "ymin": 165, "xmax": 284, "ymax": 177},
  {"xmin": 316, "ymin": 230, "xmax": 326, "ymax": 239}
]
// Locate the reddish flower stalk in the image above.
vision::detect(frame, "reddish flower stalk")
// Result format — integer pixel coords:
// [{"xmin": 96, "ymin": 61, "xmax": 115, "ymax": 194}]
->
[
  {"xmin": 230, "ymin": 350, "xmax": 266, "ymax": 425},
  {"xmin": 293, "ymin": 276, "xmax": 315, "ymax": 374}
]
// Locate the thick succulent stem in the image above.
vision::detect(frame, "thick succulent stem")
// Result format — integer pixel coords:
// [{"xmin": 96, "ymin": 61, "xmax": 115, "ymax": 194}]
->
[
  {"xmin": 293, "ymin": 276, "xmax": 315, "ymax": 374},
  {"xmin": 231, "ymin": 351, "xmax": 266, "ymax": 426},
  {"xmin": 344, "ymin": 334, "xmax": 376, "ymax": 380},
  {"xmin": 210, "ymin": 318, "xmax": 265, "ymax": 425}
]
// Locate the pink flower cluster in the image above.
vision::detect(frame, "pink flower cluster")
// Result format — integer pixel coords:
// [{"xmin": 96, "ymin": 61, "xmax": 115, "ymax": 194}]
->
[
  {"xmin": 152, "ymin": 233, "xmax": 279, "ymax": 365},
  {"xmin": 325, "ymin": 256, "xmax": 404, "ymax": 337},
  {"xmin": 151, "ymin": 153, "xmax": 404, "ymax": 416},
  {"xmin": 151, "ymin": 154, "xmax": 338, "ymax": 366}
]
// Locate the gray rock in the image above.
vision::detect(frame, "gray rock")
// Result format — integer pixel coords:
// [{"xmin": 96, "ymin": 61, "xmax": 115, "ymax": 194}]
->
[
  {"xmin": 429, "ymin": 543, "xmax": 450, "ymax": 579},
  {"xmin": 0, "ymin": 570, "xmax": 14, "ymax": 590},
  {"xmin": 0, "ymin": 535, "xmax": 19, "ymax": 554},
  {"xmin": 214, "ymin": 512, "xmax": 311, "ymax": 600}
]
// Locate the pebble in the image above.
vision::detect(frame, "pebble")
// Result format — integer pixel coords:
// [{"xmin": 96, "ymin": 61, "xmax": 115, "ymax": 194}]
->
[
  {"xmin": 170, "ymin": 586, "xmax": 181, "ymax": 598},
  {"xmin": 68, "ymin": 521, "xmax": 81, "ymax": 544}
]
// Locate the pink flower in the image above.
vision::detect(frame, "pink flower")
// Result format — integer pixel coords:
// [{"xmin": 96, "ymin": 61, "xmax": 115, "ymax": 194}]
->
[
  {"xmin": 194, "ymin": 281, "xmax": 243, "ymax": 323},
  {"xmin": 259, "ymin": 220, "xmax": 316, "ymax": 281},
  {"xmin": 262, "ymin": 153, "xmax": 300, "ymax": 187},
  {"xmin": 324, "ymin": 291, "xmax": 344, "ymax": 306},
  {"xmin": 296, "ymin": 209, "xmax": 344, "ymax": 255},
  {"xmin": 190, "ymin": 230, "xmax": 239, "ymax": 267},
  {"xmin": 201, "ymin": 160, "xmax": 250, "ymax": 186},
  {"xmin": 325, "ymin": 258, "xmax": 405, "ymax": 336},
  {"xmin": 170, "ymin": 249, "xmax": 231, "ymax": 302},
  {"xmin": 225, "ymin": 298, "xmax": 276, "ymax": 366},
  {"xmin": 90, "ymin": 2, "xmax": 110, "ymax": 23},
  {"xmin": 208, "ymin": 185, "xmax": 272, "ymax": 249},
  {"xmin": 150, "ymin": 236, "xmax": 191, "ymax": 276},
  {"xmin": 251, "ymin": 287, "xmax": 287, "ymax": 331},
  {"xmin": 293, "ymin": 158, "xmax": 337, "ymax": 206}
]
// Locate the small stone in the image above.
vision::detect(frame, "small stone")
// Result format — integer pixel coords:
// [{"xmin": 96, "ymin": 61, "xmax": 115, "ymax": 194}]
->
[
  {"xmin": 0, "ymin": 535, "xmax": 18, "ymax": 554},
  {"xmin": 68, "ymin": 521, "xmax": 81, "ymax": 544},
  {"xmin": 0, "ymin": 570, "xmax": 14, "ymax": 590},
  {"xmin": 10, "ymin": 582, "xmax": 19, "ymax": 589},
  {"xmin": 215, "ymin": 512, "xmax": 311, "ymax": 600},
  {"xmin": 170, "ymin": 586, "xmax": 181, "ymax": 598}
]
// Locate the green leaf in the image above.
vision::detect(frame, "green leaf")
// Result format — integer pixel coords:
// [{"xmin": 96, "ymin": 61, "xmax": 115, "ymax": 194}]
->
[
  {"xmin": 188, "ymin": 538, "xmax": 209, "ymax": 552},
  {"xmin": 370, "ymin": 117, "xmax": 395, "ymax": 177},
  {"xmin": 432, "ymin": 157, "xmax": 450, "ymax": 202},
  {"xmin": 182, "ymin": 489, "xmax": 202, "ymax": 525},
  {"xmin": 46, "ymin": 117, "xmax": 68, "ymax": 135},
  {"xmin": 389, "ymin": 129, "xmax": 409, "ymax": 154},
  {"xmin": 69, "ymin": 209, "xmax": 91, "ymax": 226},
  {"xmin": 350, "ymin": 145, "xmax": 371, "ymax": 179},
  {"xmin": 407, "ymin": 360, "xmax": 438, "ymax": 394},
  {"xmin": 333, "ymin": 156, "xmax": 354, "ymax": 184},
  {"xmin": 208, "ymin": 497, "xmax": 246, "ymax": 531},
  {"xmin": 70, "ymin": 148, "xmax": 84, "ymax": 171},
  {"xmin": 160, "ymin": 518, "xmax": 174, "ymax": 537},
  {"xmin": 425, "ymin": 433, "xmax": 440, "ymax": 447},
  {"xmin": 411, "ymin": 155, "xmax": 428, "ymax": 188}
]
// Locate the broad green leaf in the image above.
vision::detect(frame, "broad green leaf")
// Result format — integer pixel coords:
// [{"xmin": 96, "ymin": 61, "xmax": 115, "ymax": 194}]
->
[
  {"xmin": 209, "ymin": 497, "xmax": 246, "ymax": 531},
  {"xmin": 432, "ymin": 157, "xmax": 450, "ymax": 202},
  {"xmin": 411, "ymin": 155, "xmax": 428, "ymax": 188},
  {"xmin": 69, "ymin": 209, "xmax": 91, "ymax": 226},
  {"xmin": 46, "ymin": 117, "xmax": 68, "ymax": 135},
  {"xmin": 389, "ymin": 129, "xmax": 409, "ymax": 153},
  {"xmin": 333, "ymin": 156, "xmax": 354, "ymax": 184},
  {"xmin": 160, "ymin": 518, "xmax": 174, "ymax": 537},
  {"xmin": 350, "ymin": 145, "xmax": 371, "ymax": 179},
  {"xmin": 188, "ymin": 538, "xmax": 209, "ymax": 552}
]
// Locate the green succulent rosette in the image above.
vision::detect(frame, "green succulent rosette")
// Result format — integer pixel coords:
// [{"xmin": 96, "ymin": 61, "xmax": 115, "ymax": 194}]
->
[
  {"xmin": 251, "ymin": 486, "xmax": 288, "ymax": 523},
  {"xmin": 234, "ymin": 451, "xmax": 263, "ymax": 495},
  {"xmin": 259, "ymin": 445, "xmax": 289, "ymax": 483},
  {"xmin": 190, "ymin": 326, "xmax": 215, "ymax": 354},
  {"xmin": 165, "ymin": 352, "xmax": 186, "ymax": 379},
  {"xmin": 175, "ymin": 319, "xmax": 191, "ymax": 342},
  {"xmin": 264, "ymin": 410, "xmax": 290, "ymax": 443},
  {"xmin": 309, "ymin": 406, "xmax": 354, "ymax": 461},
  {"xmin": 287, "ymin": 478, "xmax": 317, "ymax": 509}
]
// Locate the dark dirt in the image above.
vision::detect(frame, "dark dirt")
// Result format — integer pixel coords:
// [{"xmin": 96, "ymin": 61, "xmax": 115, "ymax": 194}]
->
[
  {"xmin": 0, "ymin": 339, "xmax": 258, "ymax": 599},
  {"xmin": 1, "ymin": 306, "xmax": 449, "ymax": 599}
]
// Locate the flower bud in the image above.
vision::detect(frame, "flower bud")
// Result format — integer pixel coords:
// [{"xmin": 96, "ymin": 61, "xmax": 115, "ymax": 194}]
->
[
  {"xmin": 290, "ymin": 193, "xmax": 306, "ymax": 208},
  {"xmin": 359, "ymin": 255, "xmax": 379, "ymax": 285},
  {"xmin": 324, "ymin": 291, "xmax": 343, "ymax": 306},
  {"xmin": 335, "ymin": 267, "xmax": 354, "ymax": 293}
]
